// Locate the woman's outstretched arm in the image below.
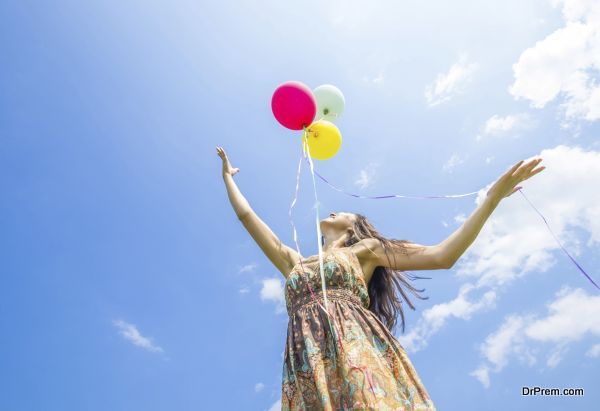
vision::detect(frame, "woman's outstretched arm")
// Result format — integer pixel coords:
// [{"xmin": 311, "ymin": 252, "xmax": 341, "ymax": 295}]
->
[
  {"xmin": 436, "ymin": 158, "xmax": 545, "ymax": 268},
  {"xmin": 217, "ymin": 146, "xmax": 301, "ymax": 277}
]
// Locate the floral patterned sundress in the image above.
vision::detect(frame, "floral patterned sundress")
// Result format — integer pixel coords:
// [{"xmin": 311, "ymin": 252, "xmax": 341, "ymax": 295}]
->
[{"xmin": 281, "ymin": 247, "xmax": 437, "ymax": 410}]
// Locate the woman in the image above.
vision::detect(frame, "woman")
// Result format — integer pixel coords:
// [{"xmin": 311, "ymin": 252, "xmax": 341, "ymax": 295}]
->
[{"xmin": 216, "ymin": 146, "xmax": 544, "ymax": 410}]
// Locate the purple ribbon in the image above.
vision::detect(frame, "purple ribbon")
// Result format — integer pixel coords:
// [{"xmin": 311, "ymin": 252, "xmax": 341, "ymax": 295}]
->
[
  {"xmin": 304, "ymin": 156, "xmax": 480, "ymax": 199},
  {"xmin": 302, "ymin": 154, "xmax": 599, "ymax": 292},
  {"xmin": 517, "ymin": 188, "xmax": 600, "ymax": 291}
]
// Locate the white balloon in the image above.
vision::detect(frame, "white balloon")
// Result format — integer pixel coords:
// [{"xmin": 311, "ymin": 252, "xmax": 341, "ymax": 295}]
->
[{"xmin": 313, "ymin": 84, "xmax": 345, "ymax": 123}]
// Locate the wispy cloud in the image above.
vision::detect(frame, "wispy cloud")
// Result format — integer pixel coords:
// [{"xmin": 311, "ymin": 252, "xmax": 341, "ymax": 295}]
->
[
  {"xmin": 586, "ymin": 343, "xmax": 600, "ymax": 358},
  {"xmin": 442, "ymin": 153, "xmax": 466, "ymax": 173},
  {"xmin": 238, "ymin": 262, "xmax": 258, "ymax": 274},
  {"xmin": 425, "ymin": 52, "xmax": 479, "ymax": 107},
  {"xmin": 471, "ymin": 286, "xmax": 600, "ymax": 388},
  {"xmin": 398, "ymin": 283, "xmax": 497, "ymax": 353},
  {"xmin": 260, "ymin": 277, "xmax": 286, "ymax": 314},
  {"xmin": 475, "ymin": 113, "xmax": 537, "ymax": 141},
  {"xmin": 354, "ymin": 162, "xmax": 379, "ymax": 188},
  {"xmin": 469, "ymin": 314, "xmax": 537, "ymax": 388},
  {"xmin": 112, "ymin": 319, "xmax": 164, "ymax": 353},
  {"xmin": 362, "ymin": 70, "xmax": 385, "ymax": 84},
  {"xmin": 254, "ymin": 382, "xmax": 265, "ymax": 393},
  {"xmin": 509, "ymin": 0, "xmax": 600, "ymax": 133}
]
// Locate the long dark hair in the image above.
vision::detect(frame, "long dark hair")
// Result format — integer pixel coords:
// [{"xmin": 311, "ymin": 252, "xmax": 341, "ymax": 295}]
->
[{"xmin": 322, "ymin": 212, "xmax": 431, "ymax": 334}]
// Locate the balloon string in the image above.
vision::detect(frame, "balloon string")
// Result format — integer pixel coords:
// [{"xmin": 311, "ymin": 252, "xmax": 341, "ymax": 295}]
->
[
  {"xmin": 300, "ymin": 127, "xmax": 379, "ymax": 404},
  {"xmin": 287, "ymin": 138, "xmax": 339, "ymax": 400},
  {"xmin": 287, "ymin": 133, "xmax": 332, "ymax": 339},
  {"xmin": 302, "ymin": 129, "xmax": 330, "ymax": 313},
  {"xmin": 300, "ymin": 128, "xmax": 341, "ymax": 357},
  {"xmin": 287, "ymin": 126, "xmax": 378, "ymax": 405},
  {"xmin": 301, "ymin": 151, "xmax": 599, "ymax": 291}
]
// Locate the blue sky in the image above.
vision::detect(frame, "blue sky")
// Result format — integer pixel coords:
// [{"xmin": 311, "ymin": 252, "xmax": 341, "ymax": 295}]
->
[{"xmin": 1, "ymin": 0, "xmax": 599, "ymax": 410}]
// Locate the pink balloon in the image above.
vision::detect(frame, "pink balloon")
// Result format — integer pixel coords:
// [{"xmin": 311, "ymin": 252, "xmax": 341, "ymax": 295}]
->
[{"xmin": 271, "ymin": 81, "xmax": 316, "ymax": 130}]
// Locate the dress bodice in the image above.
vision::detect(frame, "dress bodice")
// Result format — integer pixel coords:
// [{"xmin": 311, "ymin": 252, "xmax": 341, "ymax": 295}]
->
[{"xmin": 284, "ymin": 247, "xmax": 370, "ymax": 316}]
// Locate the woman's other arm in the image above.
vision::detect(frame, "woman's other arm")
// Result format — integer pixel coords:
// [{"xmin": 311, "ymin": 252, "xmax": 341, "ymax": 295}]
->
[{"xmin": 356, "ymin": 158, "xmax": 545, "ymax": 273}]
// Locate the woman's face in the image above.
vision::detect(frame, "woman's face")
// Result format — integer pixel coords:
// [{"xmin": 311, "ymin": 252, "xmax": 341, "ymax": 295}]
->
[{"xmin": 321, "ymin": 211, "xmax": 356, "ymax": 232}]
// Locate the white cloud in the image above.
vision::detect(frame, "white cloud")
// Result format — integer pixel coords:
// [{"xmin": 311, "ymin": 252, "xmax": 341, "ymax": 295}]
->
[
  {"xmin": 454, "ymin": 213, "xmax": 467, "ymax": 224},
  {"xmin": 398, "ymin": 145, "xmax": 600, "ymax": 354},
  {"xmin": 470, "ymin": 286, "xmax": 600, "ymax": 386},
  {"xmin": 112, "ymin": 319, "xmax": 164, "ymax": 353},
  {"xmin": 362, "ymin": 70, "xmax": 385, "ymax": 84},
  {"xmin": 442, "ymin": 153, "xmax": 465, "ymax": 173},
  {"xmin": 238, "ymin": 262, "xmax": 258, "ymax": 273},
  {"xmin": 546, "ymin": 343, "xmax": 570, "ymax": 368},
  {"xmin": 397, "ymin": 283, "xmax": 497, "ymax": 352},
  {"xmin": 524, "ymin": 286, "xmax": 600, "ymax": 343},
  {"xmin": 254, "ymin": 382, "xmax": 265, "ymax": 393},
  {"xmin": 585, "ymin": 343, "xmax": 600, "ymax": 357},
  {"xmin": 477, "ymin": 314, "xmax": 538, "ymax": 373},
  {"xmin": 354, "ymin": 162, "xmax": 379, "ymax": 189},
  {"xmin": 508, "ymin": 0, "xmax": 600, "ymax": 131},
  {"xmin": 237, "ymin": 263, "xmax": 258, "ymax": 297},
  {"xmin": 476, "ymin": 113, "xmax": 537, "ymax": 141},
  {"xmin": 469, "ymin": 366, "xmax": 491, "ymax": 389},
  {"xmin": 425, "ymin": 52, "xmax": 479, "ymax": 107},
  {"xmin": 260, "ymin": 277, "xmax": 287, "ymax": 314}
]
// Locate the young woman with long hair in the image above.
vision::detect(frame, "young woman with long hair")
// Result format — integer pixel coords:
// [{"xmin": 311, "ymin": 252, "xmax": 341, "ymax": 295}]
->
[{"xmin": 217, "ymin": 146, "xmax": 544, "ymax": 410}]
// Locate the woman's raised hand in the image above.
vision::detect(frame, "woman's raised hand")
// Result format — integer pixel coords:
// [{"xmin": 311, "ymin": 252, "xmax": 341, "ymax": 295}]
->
[
  {"xmin": 216, "ymin": 146, "xmax": 240, "ymax": 178},
  {"xmin": 487, "ymin": 158, "xmax": 546, "ymax": 202}
]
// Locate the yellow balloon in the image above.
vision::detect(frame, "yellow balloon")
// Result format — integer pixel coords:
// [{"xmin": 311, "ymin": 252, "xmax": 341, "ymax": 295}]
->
[{"xmin": 303, "ymin": 120, "xmax": 342, "ymax": 160}]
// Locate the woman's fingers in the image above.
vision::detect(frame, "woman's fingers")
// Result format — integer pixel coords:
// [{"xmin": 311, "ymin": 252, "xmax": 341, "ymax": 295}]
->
[
  {"xmin": 216, "ymin": 146, "xmax": 236, "ymax": 174},
  {"xmin": 521, "ymin": 159, "xmax": 543, "ymax": 177},
  {"xmin": 523, "ymin": 164, "xmax": 546, "ymax": 181},
  {"xmin": 513, "ymin": 159, "xmax": 545, "ymax": 184},
  {"xmin": 526, "ymin": 158, "xmax": 542, "ymax": 172},
  {"xmin": 508, "ymin": 160, "xmax": 525, "ymax": 176},
  {"xmin": 531, "ymin": 165, "xmax": 546, "ymax": 175},
  {"xmin": 513, "ymin": 158, "xmax": 542, "ymax": 179},
  {"xmin": 216, "ymin": 146, "xmax": 229, "ymax": 162}
]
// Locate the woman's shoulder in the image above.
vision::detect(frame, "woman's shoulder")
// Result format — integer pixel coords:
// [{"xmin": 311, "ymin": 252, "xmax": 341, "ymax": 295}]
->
[{"xmin": 348, "ymin": 238, "xmax": 382, "ymax": 261}]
